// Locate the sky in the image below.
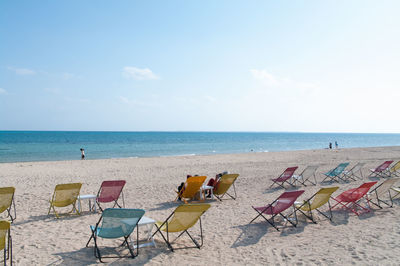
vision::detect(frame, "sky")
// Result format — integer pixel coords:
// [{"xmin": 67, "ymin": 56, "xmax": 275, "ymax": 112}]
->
[{"xmin": 1, "ymin": 1, "xmax": 400, "ymax": 133}]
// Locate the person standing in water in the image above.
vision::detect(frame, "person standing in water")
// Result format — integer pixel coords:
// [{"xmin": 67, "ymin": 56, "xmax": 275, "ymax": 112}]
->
[
  {"xmin": 80, "ymin": 148, "xmax": 85, "ymax": 160},
  {"xmin": 335, "ymin": 141, "xmax": 338, "ymax": 149}
]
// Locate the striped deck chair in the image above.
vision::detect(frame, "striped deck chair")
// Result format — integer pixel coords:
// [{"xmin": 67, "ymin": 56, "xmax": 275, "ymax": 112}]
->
[
  {"xmin": 342, "ymin": 162, "xmax": 366, "ymax": 181},
  {"xmin": 0, "ymin": 221, "xmax": 12, "ymax": 266},
  {"xmin": 48, "ymin": 183, "xmax": 82, "ymax": 218},
  {"xmin": 176, "ymin": 176, "xmax": 206, "ymax": 204},
  {"xmin": 152, "ymin": 204, "xmax": 211, "ymax": 252},
  {"xmin": 321, "ymin": 163, "xmax": 349, "ymax": 183},
  {"xmin": 292, "ymin": 165, "xmax": 319, "ymax": 186},
  {"xmin": 213, "ymin": 174, "xmax": 239, "ymax": 201},
  {"xmin": 270, "ymin": 167, "xmax": 298, "ymax": 189},
  {"xmin": 96, "ymin": 180, "xmax": 126, "ymax": 212},
  {"xmin": 368, "ymin": 161, "xmax": 393, "ymax": 178},
  {"xmin": 0, "ymin": 187, "xmax": 16, "ymax": 223},
  {"xmin": 368, "ymin": 178, "xmax": 400, "ymax": 208},
  {"xmin": 331, "ymin": 182, "xmax": 377, "ymax": 216},
  {"xmin": 86, "ymin": 208, "xmax": 145, "ymax": 262},
  {"xmin": 294, "ymin": 187, "xmax": 339, "ymax": 223},
  {"xmin": 250, "ymin": 190, "xmax": 305, "ymax": 231}
]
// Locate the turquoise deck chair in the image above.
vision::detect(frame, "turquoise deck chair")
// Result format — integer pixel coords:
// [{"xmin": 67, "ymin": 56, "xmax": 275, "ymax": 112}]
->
[
  {"xmin": 86, "ymin": 208, "xmax": 145, "ymax": 262},
  {"xmin": 322, "ymin": 163, "xmax": 350, "ymax": 183}
]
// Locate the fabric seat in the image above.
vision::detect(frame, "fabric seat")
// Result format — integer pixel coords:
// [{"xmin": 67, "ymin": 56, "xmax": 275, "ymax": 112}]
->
[
  {"xmin": 270, "ymin": 167, "xmax": 298, "ymax": 189},
  {"xmin": 0, "ymin": 187, "xmax": 16, "ymax": 223},
  {"xmin": 0, "ymin": 221, "xmax": 12, "ymax": 266},
  {"xmin": 96, "ymin": 180, "xmax": 126, "ymax": 212},
  {"xmin": 176, "ymin": 176, "xmax": 206, "ymax": 203},
  {"xmin": 86, "ymin": 208, "xmax": 145, "ymax": 262},
  {"xmin": 213, "ymin": 174, "xmax": 239, "ymax": 200}
]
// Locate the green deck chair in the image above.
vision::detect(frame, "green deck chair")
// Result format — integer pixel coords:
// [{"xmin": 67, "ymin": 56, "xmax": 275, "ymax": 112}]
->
[
  {"xmin": 0, "ymin": 187, "xmax": 16, "ymax": 223},
  {"xmin": 86, "ymin": 208, "xmax": 145, "ymax": 262},
  {"xmin": 322, "ymin": 163, "xmax": 349, "ymax": 183},
  {"xmin": 152, "ymin": 203, "xmax": 211, "ymax": 252},
  {"xmin": 48, "ymin": 183, "xmax": 82, "ymax": 218},
  {"xmin": 294, "ymin": 187, "xmax": 339, "ymax": 223},
  {"xmin": 213, "ymin": 174, "xmax": 239, "ymax": 201},
  {"xmin": 0, "ymin": 221, "xmax": 12, "ymax": 266}
]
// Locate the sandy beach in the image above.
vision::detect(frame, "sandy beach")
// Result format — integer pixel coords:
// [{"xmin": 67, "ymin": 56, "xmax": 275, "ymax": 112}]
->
[{"xmin": 1, "ymin": 146, "xmax": 400, "ymax": 265}]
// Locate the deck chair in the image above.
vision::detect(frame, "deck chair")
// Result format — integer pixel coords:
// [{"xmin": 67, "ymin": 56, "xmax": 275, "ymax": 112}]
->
[
  {"xmin": 176, "ymin": 176, "xmax": 206, "ymax": 203},
  {"xmin": 294, "ymin": 187, "xmax": 339, "ymax": 223},
  {"xmin": 48, "ymin": 183, "xmax": 82, "ymax": 218},
  {"xmin": 249, "ymin": 190, "xmax": 305, "ymax": 231},
  {"xmin": 213, "ymin": 174, "xmax": 239, "ymax": 201},
  {"xmin": 342, "ymin": 162, "xmax": 366, "ymax": 181},
  {"xmin": 0, "ymin": 187, "xmax": 16, "ymax": 223},
  {"xmin": 331, "ymin": 181, "xmax": 377, "ymax": 216},
  {"xmin": 269, "ymin": 167, "xmax": 298, "ymax": 189},
  {"xmin": 368, "ymin": 161, "xmax": 393, "ymax": 178},
  {"xmin": 96, "ymin": 180, "xmax": 126, "ymax": 212},
  {"xmin": 86, "ymin": 208, "xmax": 145, "ymax": 262},
  {"xmin": 386, "ymin": 161, "xmax": 400, "ymax": 177},
  {"xmin": 292, "ymin": 165, "xmax": 319, "ymax": 186},
  {"xmin": 152, "ymin": 203, "xmax": 211, "ymax": 252},
  {"xmin": 322, "ymin": 163, "xmax": 349, "ymax": 182},
  {"xmin": 368, "ymin": 178, "xmax": 400, "ymax": 208},
  {"xmin": 0, "ymin": 221, "xmax": 12, "ymax": 266}
]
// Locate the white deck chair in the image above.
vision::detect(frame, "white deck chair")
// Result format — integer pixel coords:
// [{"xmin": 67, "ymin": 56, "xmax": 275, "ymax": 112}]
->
[{"xmin": 368, "ymin": 178, "xmax": 400, "ymax": 208}]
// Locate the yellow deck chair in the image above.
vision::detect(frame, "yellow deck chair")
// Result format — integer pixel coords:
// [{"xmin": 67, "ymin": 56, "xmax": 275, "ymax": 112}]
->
[
  {"xmin": 295, "ymin": 187, "xmax": 339, "ymax": 223},
  {"xmin": 152, "ymin": 203, "xmax": 211, "ymax": 252},
  {"xmin": 48, "ymin": 183, "xmax": 82, "ymax": 218},
  {"xmin": 176, "ymin": 176, "xmax": 207, "ymax": 203},
  {"xmin": 0, "ymin": 187, "xmax": 16, "ymax": 223},
  {"xmin": 388, "ymin": 161, "xmax": 400, "ymax": 177},
  {"xmin": 0, "ymin": 221, "xmax": 12, "ymax": 265},
  {"xmin": 213, "ymin": 174, "xmax": 239, "ymax": 201}
]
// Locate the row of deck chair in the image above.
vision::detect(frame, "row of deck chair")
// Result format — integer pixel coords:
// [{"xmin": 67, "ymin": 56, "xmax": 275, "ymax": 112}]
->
[
  {"xmin": 48, "ymin": 180, "xmax": 126, "ymax": 218},
  {"xmin": 252, "ymin": 178, "xmax": 400, "ymax": 231},
  {"xmin": 175, "ymin": 174, "xmax": 240, "ymax": 203},
  {"xmin": 270, "ymin": 161, "xmax": 400, "ymax": 188}
]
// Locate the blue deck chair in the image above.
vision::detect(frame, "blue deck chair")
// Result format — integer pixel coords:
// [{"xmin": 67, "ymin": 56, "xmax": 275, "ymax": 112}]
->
[
  {"xmin": 86, "ymin": 208, "xmax": 145, "ymax": 262},
  {"xmin": 322, "ymin": 163, "xmax": 350, "ymax": 183}
]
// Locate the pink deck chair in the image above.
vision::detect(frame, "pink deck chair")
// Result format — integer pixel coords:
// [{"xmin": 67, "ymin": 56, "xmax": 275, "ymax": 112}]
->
[
  {"xmin": 368, "ymin": 161, "xmax": 393, "ymax": 178},
  {"xmin": 331, "ymin": 181, "xmax": 377, "ymax": 216},
  {"xmin": 96, "ymin": 180, "xmax": 126, "ymax": 212},
  {"xmin": 270, "ymin": 167, "xmax": 298, "ymax": 189},
  {"xmin": 250, "ymin": 190, "xmax": 305, "ymax": 231}
]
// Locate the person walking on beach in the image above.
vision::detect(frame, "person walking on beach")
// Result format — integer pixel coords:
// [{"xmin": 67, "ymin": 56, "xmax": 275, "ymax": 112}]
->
[
  {"xmin": 329, "ymin": 142, "xmax": 332, "ymax": 149},
  {"xmin": 80, "ymin": 148, "xmax": 85, "ymax": 160},
  {"xmin": 335, "ymin": 141, "xmax": 338, "ymax": 149}
]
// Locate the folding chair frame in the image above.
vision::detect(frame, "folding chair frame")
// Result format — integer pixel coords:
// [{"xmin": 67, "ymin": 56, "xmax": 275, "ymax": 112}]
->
[
  {"xmin": 368, "ymin": 161, "xmax": 393, "ymax": 179},
  {"xmin": 342, "ymin": 163, "xmax": 365, "ymax": 181},
  {"xmin": 321, "ymin": 164, "xmax": 349, "ymax": 183},
  {"xmin": 48, "ymin": 196, "xmax": 81, "ymax": 219},
  {"xmin": 96, "ymin": 189, "xmax": 125, "ymax": 212},
  {"xmin": 369, "ymin": 187, "xmax": 395, "ymax": 209},
  {"xmin": 152, "ymin": 211, "xmax": 205, "ymax": 252},
  {"xmin": 2, "ymin": 197, "xmax": 16, "ymax": 224},
  {"xmin": 295, "ymin": 197, "xmax": 334, "ymax": 223},
  {"xmin": 331, "ymin": 194, "xmax": 372, "ymax": 216},
  {"xmin": 86, "ymin": 215, "xmax": 140, "ymax": 263},
  {"xmin": 249, "ymin": 202, "xmax": 299, "ymax": 231},
  {"xmin": 269, "ymin": 168, "xmax": 297, "ymax": 189},
  {"xmin": 215, "ymin": 182, "xmax": 237, "ymax": 201},
  {"xmin": 293, "ymin": 166, "xmax": 318, "ymax": 186},
  {"xmin": 2, "ymin": 228, "xmax": 12, "ymax": 266}
]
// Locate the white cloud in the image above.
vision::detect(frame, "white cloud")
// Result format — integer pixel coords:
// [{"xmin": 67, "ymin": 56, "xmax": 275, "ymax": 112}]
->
[
  {"xmin": 122, "ymin": 67, "xmax": 159, "ymax": 80},
  {"xmin": 0, "ymin": 88, "xmax": 7, "ymax": 94},
  {"xmin": 61, "ymin": 72, "xmax": 75, "ymax": 80},
  {"xmin": 7, "ymin": 66, "xmax": 36, "ymax": 75},
  {"xmin": 250, "ymin": 69, "xmax": 318, "ymax": 97}
]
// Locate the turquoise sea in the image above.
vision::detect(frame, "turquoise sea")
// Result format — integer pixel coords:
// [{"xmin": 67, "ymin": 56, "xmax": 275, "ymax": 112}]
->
[{"xmin": 1, "ymin": 131, "xmax": 400, "ymax": 163}]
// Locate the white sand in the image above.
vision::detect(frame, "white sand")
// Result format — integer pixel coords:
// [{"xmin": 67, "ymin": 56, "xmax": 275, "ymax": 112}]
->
[{"xmin": 1, "ymin": 146, "xmax": 400, "ymax": 265}]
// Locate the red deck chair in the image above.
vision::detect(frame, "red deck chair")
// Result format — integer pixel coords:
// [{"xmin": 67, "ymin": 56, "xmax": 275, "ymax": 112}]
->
[
  {"xmin": 249, "ymin": 190, "xmax": 304, "ymax": 231},
  {"xmin": 368, "ymin": 161, "xmax": 393, "ymax": 178},
  {"xmin": 96, "ymin": 180, "xmax": 126, "ymax": 212},
  {"xmin": 331, "ymin": 181, "xmax": 377, "ymax": 216},
  {"xmin": 270, "ymin": 167, "xmax": 298, "ymax": 189}
]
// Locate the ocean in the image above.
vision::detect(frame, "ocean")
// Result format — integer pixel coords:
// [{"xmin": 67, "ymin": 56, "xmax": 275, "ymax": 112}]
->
[{"xmin": 0, "ymin": 131, "xmax": 400, "ymax": 163}]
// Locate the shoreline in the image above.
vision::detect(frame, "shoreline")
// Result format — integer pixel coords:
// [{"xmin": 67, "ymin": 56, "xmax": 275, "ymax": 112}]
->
[{"xmin": 1, "ymin": 145, "xmax": 399, "ymax": 164}]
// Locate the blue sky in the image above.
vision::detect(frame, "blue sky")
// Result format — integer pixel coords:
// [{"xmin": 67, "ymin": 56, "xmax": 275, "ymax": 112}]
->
[{"xmin": 1, "ymin": 1, "xmax": 400, "ymax": 132}]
